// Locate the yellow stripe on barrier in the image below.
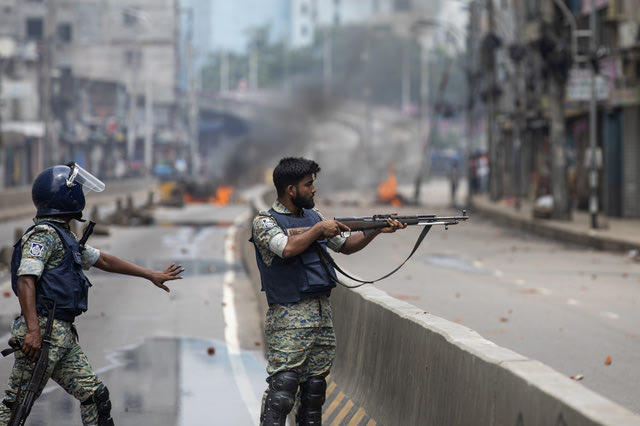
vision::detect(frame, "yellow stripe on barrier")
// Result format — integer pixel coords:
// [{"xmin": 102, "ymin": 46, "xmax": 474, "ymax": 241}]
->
[
  {"xmin": 326, "ymin": 380, "xmax": 337, "ymax": 398},
  {"xmin": 351, "ymin": 407, "xmax": 367, "ymax": 425},
  {"xmin": 332, "ymin": 400, "xmax": 354, "ymax": 425},
  {"xmin": 322, "ymin": 376, "xmax": 380, "ymax": 425},
  {"xmin": 324, "ymin": 391, "xmax": 345, "ymax": 419}
]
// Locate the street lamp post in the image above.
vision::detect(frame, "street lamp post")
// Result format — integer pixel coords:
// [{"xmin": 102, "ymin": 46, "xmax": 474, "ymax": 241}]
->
[
  {"xmin": 184, "ymin": 7, "xmax": 199, "ymax": 178},
  {"xmin": 588, "ymin": 0, "xmax": 598, "ymax": 229},
  {"xmin": 412, "ymin": 29, "xmax": 432, "ymax": 204},
  {"xmin": 410, "ymin": 19, "xmax": 464, "ymax": 205},
  {"xmin": 323, "ymin": 27, "xmax": 333, "ymax": 97},
  {"xmin": 123, "ymin": 7, "xmax": 155, "ymax": 175}
]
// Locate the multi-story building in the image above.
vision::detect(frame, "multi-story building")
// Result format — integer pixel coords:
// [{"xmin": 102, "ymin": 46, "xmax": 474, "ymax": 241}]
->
[
  {"xmin": 470, "ymin": 0, "xmax": 640, "ymax": 218},
  {"xmin": 0, "ymin": 0, "xmax": 184, "ymax": 184},
  {"xmin": 0, "ymin": 35, "xmax": 41, "ymax": 187},
  {"xmin": 599, "ymin": 0, "xmax": 640, "ymax": 217}
]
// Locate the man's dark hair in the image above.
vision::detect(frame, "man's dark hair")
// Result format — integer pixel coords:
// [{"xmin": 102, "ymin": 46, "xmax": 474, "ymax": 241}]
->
[{"xmin": 273, "ymin": 157, "xmax": 321, "ymax": 196}]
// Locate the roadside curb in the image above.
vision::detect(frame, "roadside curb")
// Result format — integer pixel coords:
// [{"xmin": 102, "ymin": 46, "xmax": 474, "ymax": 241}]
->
[{"xmin": 471, "ymin": 198, "xmax": 640, "ymax": 253}]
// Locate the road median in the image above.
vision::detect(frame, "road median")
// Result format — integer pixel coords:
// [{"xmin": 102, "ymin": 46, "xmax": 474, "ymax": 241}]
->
[{"xmin": 243, "ymin": 185, "xmax": 640, "ymax": 426}]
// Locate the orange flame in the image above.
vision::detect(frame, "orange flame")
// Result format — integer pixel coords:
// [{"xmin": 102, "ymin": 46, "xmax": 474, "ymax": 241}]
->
[
  {"xmin": 209, "ymin": 186, "xmax": 233, "ymax": 206},
  {"xmin": 378, "ymin": 165, "xmax": 404, "ymax": 206}
]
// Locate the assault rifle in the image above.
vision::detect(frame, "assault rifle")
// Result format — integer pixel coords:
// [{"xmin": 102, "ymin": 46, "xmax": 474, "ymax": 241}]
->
[
  {"xmin": 284, "ymin": 211, "xmax": 468, "ymax": 287},
  {"xmin": 285, "ymin": 211, "xmax": 468, "ymax": 236},
  {"xmin": 2, "ymin": 296, "xmax": 57, "ymax": 426}
]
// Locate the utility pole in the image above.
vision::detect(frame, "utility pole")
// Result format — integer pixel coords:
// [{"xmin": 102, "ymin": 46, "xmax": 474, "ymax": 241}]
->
[
  {"xmin": 413, "ymin": 31, "xmax": 430, "ymax": 204},
  {"xmin": 249, "ymin": 33, "xmax": 258, "ymax": 90},
  {"xmin": 486, "ymin": 0, "xmax": 499, "ymax": 201},
  {"xmin": 323, "ymin": 27, "xmax": 333, "ymax": 97},
  {"xmin": 144, "ymin": 65, "xmax": 153, "ymax": 174},
  {"xmin": 548, "ymin": 0, "xmax": 590, "ymax": 222},
  {"xmin": 401, "ymin": 38, "xmax": 411, "ymax": 113},
  {"xmin": 220, "ymin": 50, "xmax": 229, "ymax": 92},
  {"xmin": 512, "ymin": 1, "xmax": 526, "ymax": 210},
  {"xmin": 465, "ymin": 1, "xmax": 479, "ymax": 209},
  {"xmin": 127, "ymin": 50, "xmax": 140, "ymax": 165},
  {"xmin": 588, "ymin": 0, "xmax": 599, "ymax": 228},
  {"xmin": 41, "ymin": 0, "xmax": 58, "ymax": 169},
  {"xmin": 185, "ymin": 8, "xmax": 198, "ymax": 177},
  {"xmin": 546, "ymin": 0, "xmax": 571, "ymax": 220},
  {"xmin": 282, "ymin": 42, "xmax": 291, "ymax": 92}
]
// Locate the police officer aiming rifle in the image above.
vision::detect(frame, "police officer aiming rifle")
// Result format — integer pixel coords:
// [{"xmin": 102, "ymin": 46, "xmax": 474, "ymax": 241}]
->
[
  {"xmin": 251, "ymin": 157, "xmax": 407, "ymax": 425},
  {"xmin": 0, "ymin": 162, "xmax": 184, "ymax": 426}
]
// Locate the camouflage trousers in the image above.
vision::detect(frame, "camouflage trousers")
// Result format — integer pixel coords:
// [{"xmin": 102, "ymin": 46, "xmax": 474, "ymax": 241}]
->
[
  {"xmin": 0, "ymin": 316, "xmax": 103, "ymax": 426},
  {"xmin": 261, "ymin": 326, "xmax": 336, "ymax": 423},
  {"xmin": 265, "ymin": 327, "xmax": 336, "ymax": 382},
  {"xmin": 263, "ymin": 296, "xmax": 336, "ymax": 382}
]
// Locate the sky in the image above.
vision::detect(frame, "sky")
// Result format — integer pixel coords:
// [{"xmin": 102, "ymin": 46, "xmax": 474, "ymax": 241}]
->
[
  {"xmin": 203, "ymin": 0, "xmax": 470, "ymax": 54},
  {"xmin": 209, "ymin": 0, "xmax": 289, "ymax": 53}
]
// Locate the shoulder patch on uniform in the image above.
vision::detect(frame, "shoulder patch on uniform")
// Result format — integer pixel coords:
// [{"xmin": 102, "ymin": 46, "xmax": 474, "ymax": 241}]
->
[
  {"xmin": 260, "ymin": 217, "xmax": 277, "ymax": 229},
  {"xmin": 29, "ymin": 242, "xmax": 45, "ymax": 257}
]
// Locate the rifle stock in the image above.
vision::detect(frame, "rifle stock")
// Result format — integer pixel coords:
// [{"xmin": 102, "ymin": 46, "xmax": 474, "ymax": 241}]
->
[{"xmin": 285, "ymin": 211, "xmax": 468, "ymax": 236}]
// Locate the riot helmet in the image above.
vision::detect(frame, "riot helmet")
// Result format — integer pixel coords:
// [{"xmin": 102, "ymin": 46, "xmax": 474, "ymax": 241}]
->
[{"xmin": 32, "ymin": 162, "xmax": 105, "ymax": 219}]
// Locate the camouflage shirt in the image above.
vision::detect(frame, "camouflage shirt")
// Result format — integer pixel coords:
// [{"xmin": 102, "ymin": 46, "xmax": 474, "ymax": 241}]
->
[
  {"xmin": 17, "ymin": 217, "xmax": 100, "ymax": 278},
  {"xmin": 253, "ymin": 201, "xmax": 344, "ymax": 329},
  {"xmin": 252, "ymin": 200, "xmax": 346, "ymax": 267}
]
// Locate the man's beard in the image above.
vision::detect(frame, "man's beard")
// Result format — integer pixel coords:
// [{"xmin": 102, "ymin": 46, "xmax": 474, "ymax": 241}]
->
[{"xmin": 292, "ymin": 193, "xmax": 315, "ymax": 209}]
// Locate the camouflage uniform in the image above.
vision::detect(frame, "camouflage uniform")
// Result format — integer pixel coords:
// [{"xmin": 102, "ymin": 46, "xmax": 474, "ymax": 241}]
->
[
  {"xmin": 0, "ymin": 217, "xmax": 103, "ymax": 426},
  {"xmin": 252, "ymin": 201, "xmax": 346, "ymax": 382}
]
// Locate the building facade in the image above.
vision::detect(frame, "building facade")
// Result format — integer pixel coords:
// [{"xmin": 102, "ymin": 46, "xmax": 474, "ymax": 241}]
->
[
  {"xmin": 470, "ymin": 0, "xmax": 640, "ymax": 218},
  {"xmin": 0, "ymin": 0, "xmax": 186, "ymax": 186}
]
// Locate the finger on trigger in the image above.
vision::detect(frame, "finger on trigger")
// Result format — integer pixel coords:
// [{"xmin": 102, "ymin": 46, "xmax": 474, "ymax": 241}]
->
[{"xmin": 337, "ymin": 221, "xmax": 351, "ymax": 231}]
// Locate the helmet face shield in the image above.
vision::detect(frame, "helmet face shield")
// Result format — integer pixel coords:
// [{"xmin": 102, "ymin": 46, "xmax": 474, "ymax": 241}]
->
[{"xmin": 67, "ymin": 163, "xmax": 105, "ymax": 194}]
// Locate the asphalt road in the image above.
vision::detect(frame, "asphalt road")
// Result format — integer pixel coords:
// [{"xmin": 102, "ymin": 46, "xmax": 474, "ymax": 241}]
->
[
  {"xmin": 317, "ymin": 194, "xmax": 640, "ymax": 416},
  {"xmin": 0, "ymin": 188, "xmax": 638, "ymax": 423},
  {"xmin": 0, "ymin": 204, "xmax": 266, "ymax": 426}
]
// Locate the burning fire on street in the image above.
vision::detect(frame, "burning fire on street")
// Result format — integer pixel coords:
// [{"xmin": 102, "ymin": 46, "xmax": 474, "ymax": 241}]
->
[
  {"xmin": 210, "ymin": 186, "xmax": 233, "ymax": 206},
  {"xmin": 184, "ymin": 185, "xmax": 234, "ymax": 206},
  {"xmin": 377, "ymin": 164, "xmax": 406, "ymax": 207}
]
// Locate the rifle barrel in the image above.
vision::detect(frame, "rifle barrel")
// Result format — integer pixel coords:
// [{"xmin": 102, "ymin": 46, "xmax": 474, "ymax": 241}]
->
[{"xmin": 285, "ymin": 212, "xmax": 468, "ymax": 236}]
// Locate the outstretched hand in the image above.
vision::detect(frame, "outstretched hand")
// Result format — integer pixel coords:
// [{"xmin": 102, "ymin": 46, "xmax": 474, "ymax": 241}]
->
[{"xmin": 149, "ymin": 263, "xmax": 184, "ymax": 292}]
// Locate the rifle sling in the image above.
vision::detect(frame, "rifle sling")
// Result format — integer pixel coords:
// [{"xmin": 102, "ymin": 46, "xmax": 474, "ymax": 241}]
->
[{"xmin": 314, "ymin": 225, "xmax": 432, "ymax": 288}]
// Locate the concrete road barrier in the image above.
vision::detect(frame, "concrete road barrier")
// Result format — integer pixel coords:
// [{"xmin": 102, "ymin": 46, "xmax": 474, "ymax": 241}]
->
[
  {"xmin": 244, "ymin": 186, "xmax": 640, "ymax": 426},
  {"xmin": 331, "ymin": 285, "xmax": 640, "ymax": 426}
]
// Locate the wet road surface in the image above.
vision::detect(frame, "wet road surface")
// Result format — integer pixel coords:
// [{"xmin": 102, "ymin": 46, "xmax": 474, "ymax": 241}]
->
[{"xmin": 0, "ymin": 204, "xmax": 267, "ymax": 425}]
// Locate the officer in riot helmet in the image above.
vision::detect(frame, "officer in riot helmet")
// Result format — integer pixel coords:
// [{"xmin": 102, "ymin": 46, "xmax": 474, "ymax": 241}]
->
[{"xmin": 0, "ymin": 162, "xmax": 184, "ymax": 425}]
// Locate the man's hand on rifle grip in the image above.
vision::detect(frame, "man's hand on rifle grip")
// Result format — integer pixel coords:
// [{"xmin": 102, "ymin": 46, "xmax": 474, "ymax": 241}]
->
[
  {"xmin": 22, "ymin": 330, "xmax": 42, "ymax": 363},
  {"xmin": 316, "ymin": 220, "xmax": 351, "ymax": 238}
]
